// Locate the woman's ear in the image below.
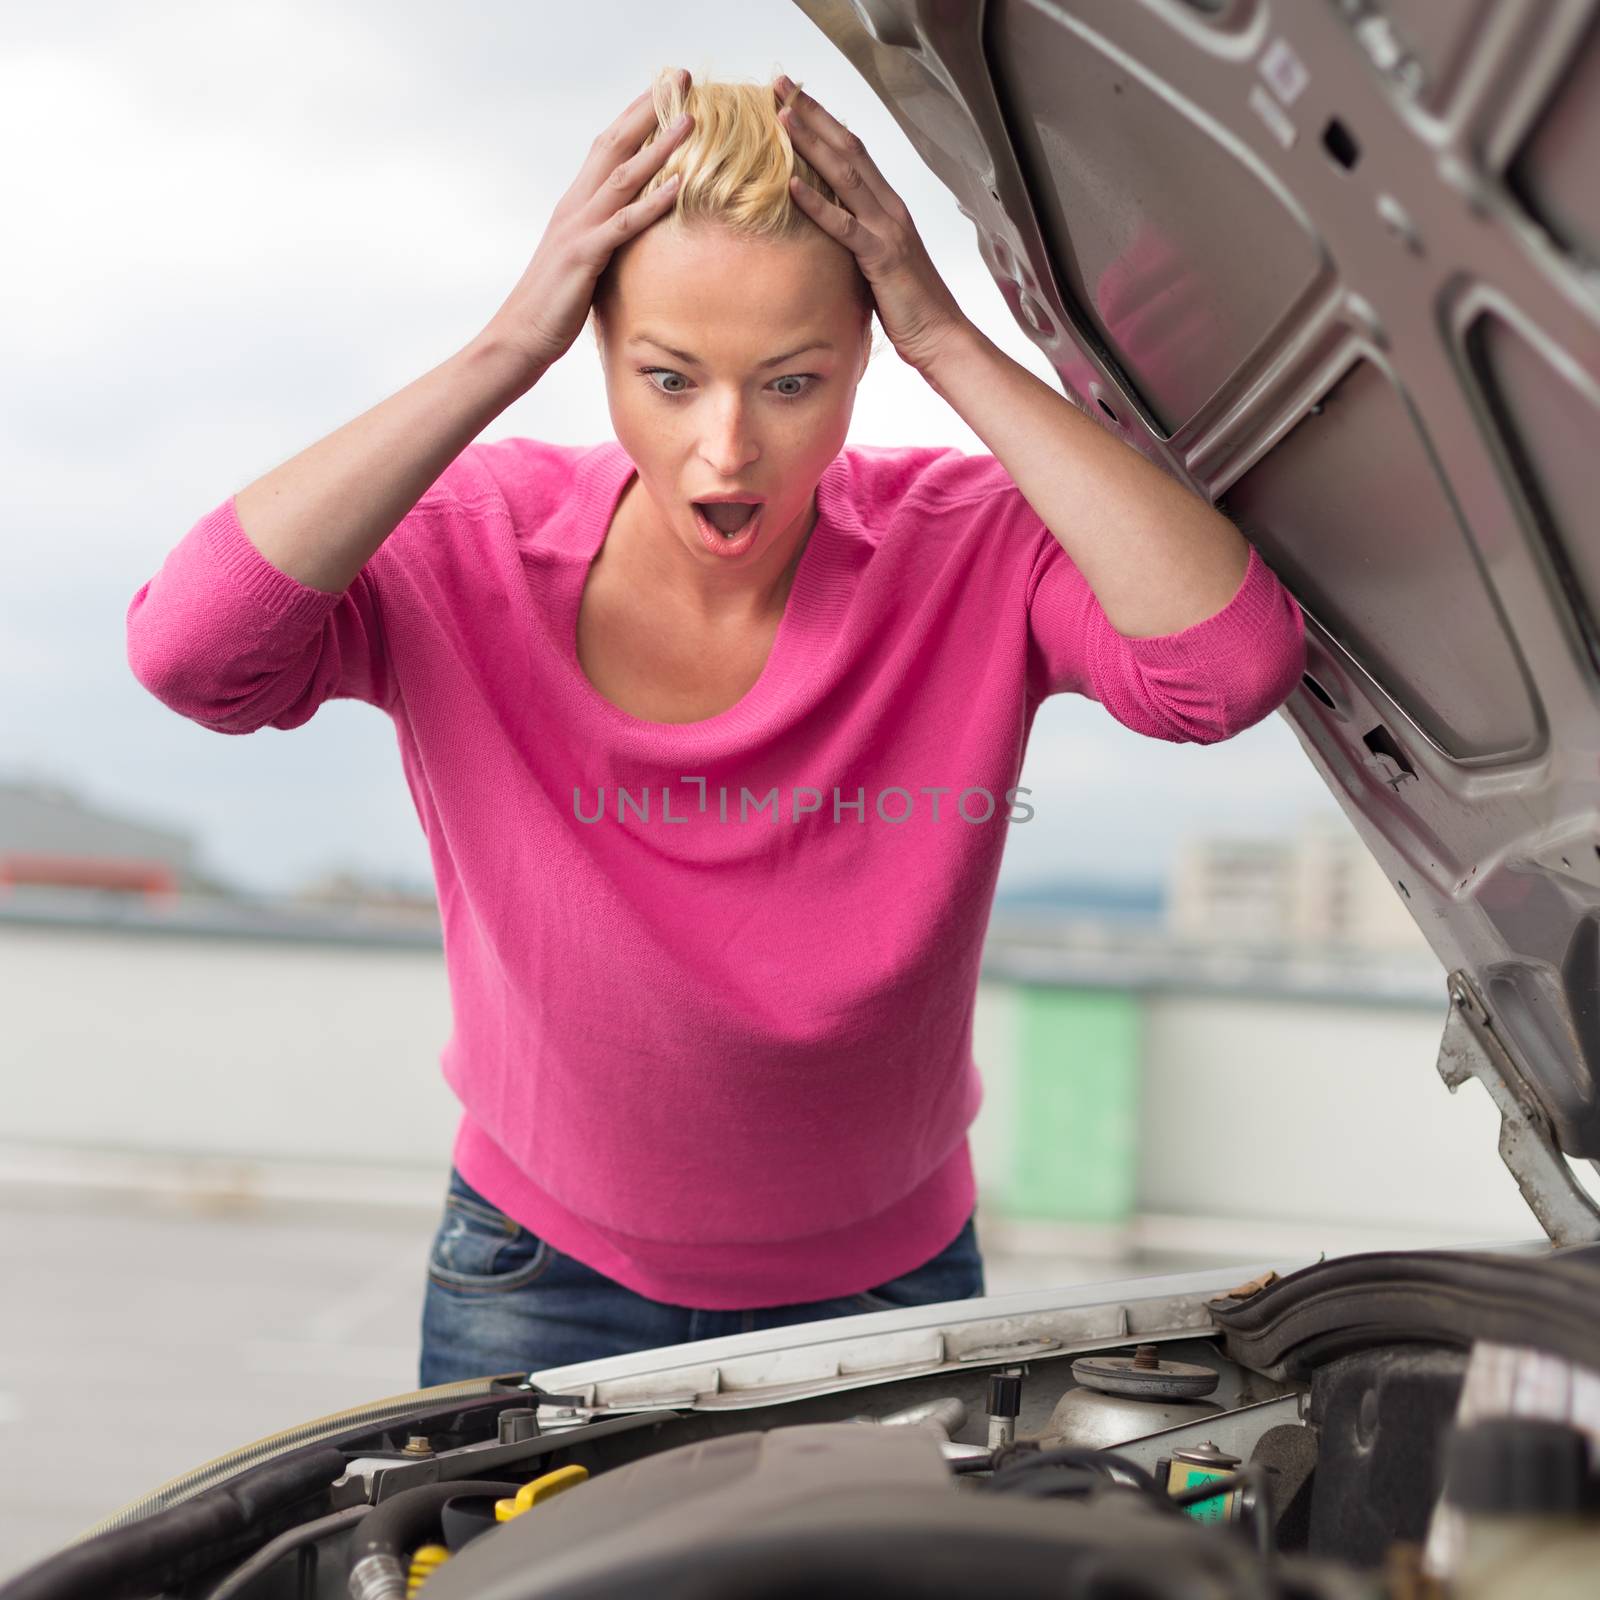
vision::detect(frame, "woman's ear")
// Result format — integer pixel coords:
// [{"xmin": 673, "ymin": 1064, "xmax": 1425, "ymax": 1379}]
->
[{"xmin": 857, "ymin": 315, "xmax": 877, "ymax": 381}]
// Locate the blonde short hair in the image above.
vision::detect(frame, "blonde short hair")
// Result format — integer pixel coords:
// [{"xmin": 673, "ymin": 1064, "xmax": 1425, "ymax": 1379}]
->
[{"xmin": 592, "ymin": 65, "xmax": 878, "ymax": 343}]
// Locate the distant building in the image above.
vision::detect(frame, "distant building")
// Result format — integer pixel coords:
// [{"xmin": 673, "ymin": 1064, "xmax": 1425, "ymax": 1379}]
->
[
  {"xmin": 1166, "ymin": 835, "xmax": 1291, "ymax": 946},
  {"xmin": 992, "ymin": 876, "xmax": 1162, "ymax": 925},
  {"xmin": 1166, "ymin": 812, "xmax": 1431, "ymax": 955},
  {"xmin": 0, "ymin": 776, "xmax": 234, "ymax": 900},
  {"xmin": 290, "ymin": 868, "xmax": 439, "ymax": 924}
]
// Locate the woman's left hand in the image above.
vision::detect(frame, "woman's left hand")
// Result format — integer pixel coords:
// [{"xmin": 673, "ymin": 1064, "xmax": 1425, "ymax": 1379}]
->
[{"xmin": 775, "ymin": 76, "xmax": 974, "ymax": 377}]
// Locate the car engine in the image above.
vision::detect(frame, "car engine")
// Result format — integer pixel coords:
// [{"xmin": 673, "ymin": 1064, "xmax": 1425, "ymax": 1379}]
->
[{"xmin": 7, "ymin": 1249, "xmax": 1599, "ymax": 1599}]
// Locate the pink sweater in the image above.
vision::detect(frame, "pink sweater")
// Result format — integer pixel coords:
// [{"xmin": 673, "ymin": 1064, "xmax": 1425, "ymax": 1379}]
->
[{"xmin": 126, "ymin": 437, "xmax": 1306, "ymax": 1308}]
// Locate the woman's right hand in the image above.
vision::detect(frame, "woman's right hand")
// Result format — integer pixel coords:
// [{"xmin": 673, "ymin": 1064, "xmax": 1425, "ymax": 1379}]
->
[{"xmin": 480, "ymin": 74, "xmax": 694, "ymax": 374}]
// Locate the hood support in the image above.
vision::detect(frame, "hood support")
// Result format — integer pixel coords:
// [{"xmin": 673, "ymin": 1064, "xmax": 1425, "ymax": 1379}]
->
[{"xmin": 1437, "ymin": 971, "xmax": 1600, "ymax": 1246}]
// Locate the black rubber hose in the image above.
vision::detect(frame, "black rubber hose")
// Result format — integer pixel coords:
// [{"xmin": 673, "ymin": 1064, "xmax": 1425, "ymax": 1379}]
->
[
  {"xmin": 204, "ymin": 1506, "xmax": 370, "ymax": 1600},
  {"xmin": 0, "ymin": 1444, "xmax": 349, "ymax": 1600},
  {"xmin": 346, "ymin": 1479, "xmax": 524, "ymax": 1599},
  {"xmin": 983, "ymin": 1447, "xmax": 1167, "ymax": 1499}
]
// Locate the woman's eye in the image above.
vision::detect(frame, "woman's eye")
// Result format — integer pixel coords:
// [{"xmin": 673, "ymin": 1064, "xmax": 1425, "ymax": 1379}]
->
[
  {"xmin": 637, "ymin": 368, "xmax": 816, "ymax": 400},
  {"xmin": 641, "ymin": 368, "xmax": 691, "ymax": 395}
]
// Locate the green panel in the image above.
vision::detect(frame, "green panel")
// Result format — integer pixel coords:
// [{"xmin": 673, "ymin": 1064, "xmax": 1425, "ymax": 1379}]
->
[{"xmin": 1006, "ymin": 985, "xmax": 1141, "ymax": 1222}]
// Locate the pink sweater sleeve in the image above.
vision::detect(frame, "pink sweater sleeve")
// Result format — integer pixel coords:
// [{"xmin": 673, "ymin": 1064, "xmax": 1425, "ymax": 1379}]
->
[
  {"xmin": 1019, "ymin": 486, "xmax": 1307, "ymax": 743},
  {"xmin": 125, "ymin": 494, "xmax": 396, "ymax": 734}
]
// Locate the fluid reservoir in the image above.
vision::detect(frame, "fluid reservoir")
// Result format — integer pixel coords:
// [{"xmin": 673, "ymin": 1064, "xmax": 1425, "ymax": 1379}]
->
[
  {"xmin": 1444, "ymin": 1417, "xmax": 1600, "ymax": 1598},
  {"xmin": 1038, "ymin": 1343, "xmax": 1223, "ymax": 1450},
  {"xmin": 1163, "ymin": 1440, "xmax": 1243, "ymax": 1523}
]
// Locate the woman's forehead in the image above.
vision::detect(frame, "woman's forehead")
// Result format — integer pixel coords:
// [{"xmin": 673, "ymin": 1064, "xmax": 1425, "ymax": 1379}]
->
[{"xmin": 610, "ymin": 224, "xmax": 865, "ymax": 323}]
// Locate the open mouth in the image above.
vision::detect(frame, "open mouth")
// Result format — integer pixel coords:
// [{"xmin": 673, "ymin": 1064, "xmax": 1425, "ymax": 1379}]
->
[
  {"xmin": 694, "ymin": 502, "xmax": 760, "ymax": 538},
  {"xmin": 690, "ymin": 500, "xmax": 766, "ymax": 554}
]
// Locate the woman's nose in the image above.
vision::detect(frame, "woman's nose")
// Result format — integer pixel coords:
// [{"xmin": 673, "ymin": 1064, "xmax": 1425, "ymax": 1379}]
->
[{"xmin": 699, "ymin": 400, "xmax": 758, "ymax": 475}]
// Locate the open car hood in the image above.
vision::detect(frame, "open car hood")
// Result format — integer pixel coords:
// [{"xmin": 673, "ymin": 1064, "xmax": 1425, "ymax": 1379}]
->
[{"xmin": 796, "ymin": 0, "xmax": 1600, "ymax": 1240}]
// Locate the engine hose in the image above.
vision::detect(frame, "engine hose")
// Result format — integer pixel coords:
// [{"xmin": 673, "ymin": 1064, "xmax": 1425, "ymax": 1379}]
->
[
  {"xmin": 347, "ymin": 1480, "xmax": 524, "ymax": 1600},
  {"xmin": 984, "ymin": 1447, "xmax": 1166, "ymax": 1499},
  {"xmin": 0, "ymin": 1445, "xmax": 350, "ymax": 1600},
  {"xmin": 73, "ymin": 1374, "xmax": 512, "ymax": 1541},
  {"xmin": 203, "ymin": 1505, "xmax": 372, "ymax": 1600}
]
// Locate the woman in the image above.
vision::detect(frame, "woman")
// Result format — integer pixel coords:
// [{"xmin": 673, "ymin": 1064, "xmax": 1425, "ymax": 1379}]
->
[{"xmin": 125, "ymin": 68, "xmax": 1306, "ymax": 1384}]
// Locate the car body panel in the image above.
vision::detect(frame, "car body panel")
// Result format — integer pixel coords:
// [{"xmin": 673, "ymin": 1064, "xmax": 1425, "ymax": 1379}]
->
[{"xmin": 796, "ymin": 0, "xmax": 1600, "ymax": 1170}]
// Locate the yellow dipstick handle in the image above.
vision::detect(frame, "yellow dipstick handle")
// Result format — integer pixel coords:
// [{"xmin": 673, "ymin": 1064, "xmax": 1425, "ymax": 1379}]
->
[{"xmin": 494, "ymin": 1463, "xmax": 590, "ymax": 1522}]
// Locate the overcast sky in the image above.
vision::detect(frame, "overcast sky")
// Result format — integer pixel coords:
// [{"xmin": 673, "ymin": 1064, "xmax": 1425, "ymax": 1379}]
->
[{"xmin": 2, "ymin": 0, "xmax": 1342, "ymax": 897}]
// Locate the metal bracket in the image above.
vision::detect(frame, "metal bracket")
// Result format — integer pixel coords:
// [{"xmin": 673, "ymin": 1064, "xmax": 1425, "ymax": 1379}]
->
[
  {"xmin": 329, "ymin": 1411, "xmax": 664, "ymax": 1507},
  {"xmin": 1436, "ymin": 970, "xmax": 1600, "ymax": 1247}
]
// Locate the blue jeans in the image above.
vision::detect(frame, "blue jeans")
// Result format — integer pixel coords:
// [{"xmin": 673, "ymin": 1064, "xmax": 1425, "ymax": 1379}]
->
[{"xmin": 418, "ymin": 1167, "xmax": 986, "ymax": 1387}]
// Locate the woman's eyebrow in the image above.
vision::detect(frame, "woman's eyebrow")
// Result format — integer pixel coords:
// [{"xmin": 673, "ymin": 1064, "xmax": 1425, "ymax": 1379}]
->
[{"xmin": 632, "ymin": 334, "xmax": 836, "ymax": 369}]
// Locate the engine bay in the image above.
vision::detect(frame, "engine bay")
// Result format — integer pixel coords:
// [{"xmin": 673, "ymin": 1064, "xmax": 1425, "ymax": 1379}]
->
[{"xmin": 9, "ymin": 1249, "xmax": 1599, "ymax": 1599}]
